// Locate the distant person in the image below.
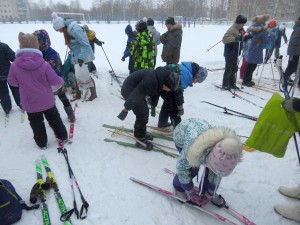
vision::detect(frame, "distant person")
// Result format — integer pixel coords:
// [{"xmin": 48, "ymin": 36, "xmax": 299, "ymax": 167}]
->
[
  {"xmin": 82, "ymin": 24, "xmax": 104, "ymax": 75},
  {"xmin": 160, "ymin": 17, "xmax": 183, "ymax": 64},
  {"xmin": 263, "ymin": 19, "xmax": 277, "ymax": 63},
  {"xmin": 8, "ymin": 33, "xmax": 68, "ymax": 149},
  {"xmin": 147, "ymin": 18, "xmax": 161, "ymax": 67},
  {"xmin": 0, "ymin": 41, "xmax": 21, "ymax": 115},
  {"xmin": 121, "ymin": 24, "xmax": 137, "ymax": 74},
  {"xmin": 273, "ymin": 24, "xmax": 288, "ymax": 63}
]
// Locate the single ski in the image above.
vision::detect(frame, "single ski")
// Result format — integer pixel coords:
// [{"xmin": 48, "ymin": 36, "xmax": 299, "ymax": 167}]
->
[
  {"xmin": 104, "ymin": 138, "xmax": 178, "ymax": 158},
  {"xmin": 41, "ymin": 156, "xmax": 72, "ymax": 225},
  {"xmin": 68, "ymin": 103, "xmax": 77, "ymax": 144},
  {"xmin": 109, "ymin": 70, "xmax": 123, "ymax": 87},
  {"xmin": 4, "ymin": 113, "xmax": 9, "ymax": 127},
  {"xmin": 147, "ymin": 125, "xmax": 173, "ymax": 136},
  {"xmin": 20, "ymin": 109, "xmax": 25, "ymax": 123},
  {"xmin": 163, "ymin": 168, "xmax": 256, "ymax": 225},
  {"xmin": 130, "ymin": 177, "xmax": 238, "ymax": 225},
  {"xmin": 35, "ymin": 160, "xmax": 51, "ymax": 225},
  {"xmin": 207, "ymin": 67, "xmax": 225, "ymax": 72}
]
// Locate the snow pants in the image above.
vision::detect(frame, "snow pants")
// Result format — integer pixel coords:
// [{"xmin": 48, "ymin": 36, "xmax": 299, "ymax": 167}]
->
[
  {"xmin": 222, "ymin": 57, "xmax": 238, "ymax": 87},
  {"xmin": 131, "ymin": 99, "xmax": 149, "ymax": 139},
  {"xmin": 0, "ymin": 80, "xmax": 21, "ymax": 114}
]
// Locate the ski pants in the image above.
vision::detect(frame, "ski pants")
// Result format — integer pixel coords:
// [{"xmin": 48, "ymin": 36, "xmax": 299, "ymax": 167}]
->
[
  {"xmin": 131, "ymin": 99, "xmax": 149, "ymax": 139},
  {"xmin": 27, "ymin": 105, "xmax": 67, "ymax": 148},
  {"xmin": 128, "ymin": 56, "xmax": 135, "ymax": 74},
  {"xmin": 222, "ymin": 57, "xmax": 238, "ymax": 87},
  {"xmin": 0, "ymin": 80, "xmax": 21, "ymax": 113},
  {"xmin": 88, "ymin": 61, "xmax": 97, "ymax": 73},
  {"xmin": 243, "ymin": 63, "xmax": 257, "ymax": 83},
  {"xmin": 158, "ymin": 90, "xmax": 181, "ymax": 128}
]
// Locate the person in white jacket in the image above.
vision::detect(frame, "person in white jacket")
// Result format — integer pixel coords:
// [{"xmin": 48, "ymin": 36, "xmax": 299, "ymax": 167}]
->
[{"xmin": 147, "ymin": 18, "xmax": 161, "ymax": 67}]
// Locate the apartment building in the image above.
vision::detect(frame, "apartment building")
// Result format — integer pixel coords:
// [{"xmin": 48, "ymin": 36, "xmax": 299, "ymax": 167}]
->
[{"xmin": 0, "ymin": 0, "xmax": 29, "ymax": 21}]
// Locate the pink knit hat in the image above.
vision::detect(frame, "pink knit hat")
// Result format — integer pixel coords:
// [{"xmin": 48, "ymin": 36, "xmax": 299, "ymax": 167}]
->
[{"xmin": 206, "ymin": 138, "xmax": 242, "ymax": 177}]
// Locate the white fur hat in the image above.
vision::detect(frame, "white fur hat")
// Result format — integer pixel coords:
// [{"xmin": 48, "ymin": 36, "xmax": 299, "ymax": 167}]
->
[{"xmin": 51, "ymin": 12, "xmax": 65, "ymax": 31}]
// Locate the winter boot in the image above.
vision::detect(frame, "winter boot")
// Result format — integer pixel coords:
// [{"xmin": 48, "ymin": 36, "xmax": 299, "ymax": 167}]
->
[
  {"xmin": 88, "ymin": 79, "xmax": 97, "ymax": 101},
  {"xmin": 211, "ymin": 194, "xmax": 226, "ymax": 207},
  {"xmin": 274, "ymin": 202, "xmax": 300, "ymax": 222},
  {"xmin": 72, "ymin": 83, "xmax": 81, "ymax": 101},
  {"xmin": 64, "ymin": 106, "xmax": 75, "ymax": 122},
  {"xmin": 135, "ymin": 136, "xmax": 153, "ymax": 150},
  {"xmin": 278, "ymin": 185, "xmax": 300, "ymax": 199},
  {"xmin": 158, "ymin": 121, "xmax": 172, "ymax": 128}
]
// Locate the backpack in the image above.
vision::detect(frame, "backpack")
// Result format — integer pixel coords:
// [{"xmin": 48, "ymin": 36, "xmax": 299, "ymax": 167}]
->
[{"xmin": 0, "ymin": 179, "xmax": 39, "ymax": 225}]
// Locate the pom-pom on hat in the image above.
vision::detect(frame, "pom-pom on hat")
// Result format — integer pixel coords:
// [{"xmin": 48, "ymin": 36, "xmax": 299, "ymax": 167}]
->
[
  {"xmin": 235, "ymin": 15, "xmax": 247, "ymax": 24},
  {"xmin": 125, "ymin": 24, "xmax": 133, "ymax": 34},
  {"xmin": 164, "ymin": 72, "xmax": 180, "ymax": 91},
  {"xmin": 268, "ymin": 19, "xmax": 277, "ymax": 28},
  {"xmin": 192, "ymin": 63, "xmax": 207, "ymax": 83},
  {"xmin": 18, "ymin": 32, "xmax": 39, "ymax": 49},
  {"xmin": 51, "ymin": 12, "xmax": 65, "ymax": 31},
  {"xmin": 165, "ymin": 17, "xmax": 176, "ymax": 25},
  {"xmin": 206, "ymin": 138, "xmax": 242, "ymax": 177}
]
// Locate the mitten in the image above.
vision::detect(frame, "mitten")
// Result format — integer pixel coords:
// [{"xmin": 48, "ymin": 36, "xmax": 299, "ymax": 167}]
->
[
  {"xmin": 186, "ymin": 189, "xmax": 209, "ymax": 206},
  {"xmin": 235, "ymin": 34, "xmax": 242, "ymax": 42},
  {"xmin": 78, "ymin": 59, "xmax": 83, "ymax": 67},
  {"xmin": 282, "ymin": 98, "xmax": 296, "ymax": 113},
  {"xmin": 118, "ymin": 109, "xmax": 128, "ymax": 120},
  {"xmin": 121, "ymin": 57, "xmax": 125, "ymax": 62},
  {"xmin": 151, "ymin": 106, "xmax": 156, "ymax": 117},
  {"xmin": 177, "ymin": 105, "xmax": 184, "ymax": 116}
]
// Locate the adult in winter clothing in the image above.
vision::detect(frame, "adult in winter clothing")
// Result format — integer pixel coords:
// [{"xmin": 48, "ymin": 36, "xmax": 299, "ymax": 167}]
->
[
  {"xmin": 33, "ymin": 29, "xmax": 75, "ymax": 122},
  {"xmin": 130, "ymin": 20, "xmax": 155, "ymax": 71},
  {"xmin": 8, "ymin": 32, "xmax": 68, "ymax": 149},
  {"xmin": 243, "ymin": 14, "xmax": 274, "ymax": 87},
  {"xmin": 82, "ymin": 24, "xmax": 104, "ymax": 74},
  {"xmin": 122, "ymin": 24, "xmax": 137, "ymax": 74},
  {"xmin": 147, "ymin": 18, "xmax": 161, "ymax": 67},
  {"xmin": 117, "ymin": 67, "xmax": 180, "ymax": 149},
  {"xmin": 172, "ymin": 118, "xmax": 242, "ymax": 207},
  {"xmin": 0, "ymin": 41, "xmax": 21, "ymax": 114},
  {"xmin": 160, "ymin": 17, "xmax": 183, "ymax": 64},
  {"xmin": 283, "ymin": 16, "xmax": 300, "ymax": 87},
  {"xmin": 221, "ymin": 15, "xmax": 247, "ymax": 90},
  {"xmin": 154, "ymin": 62, "xmax": 208, "ymax": 128},
  {"xmin": 51, "ymin": 12, "xmax": 97, "ymax": 101}
]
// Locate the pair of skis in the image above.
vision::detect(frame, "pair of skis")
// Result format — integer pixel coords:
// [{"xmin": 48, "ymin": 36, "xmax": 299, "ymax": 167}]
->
[{"xmin": 131, "ymin": 168, "xmax": 256, "ymax": 225}]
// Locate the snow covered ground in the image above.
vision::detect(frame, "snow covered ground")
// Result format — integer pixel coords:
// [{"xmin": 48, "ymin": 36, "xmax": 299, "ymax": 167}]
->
[{"xmin": 0, "ymin": 22, "xmax": 299, "ymax": 225}]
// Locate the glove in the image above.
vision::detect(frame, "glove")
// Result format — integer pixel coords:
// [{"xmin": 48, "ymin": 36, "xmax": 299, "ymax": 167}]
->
[
  {"xmin": 121, "ymin": 57, "xmax": 125, "ymax": 62},
  {"xmin": 151, "ymin": 106, "xmax": 156, "ymax": 117},
  {"xmin": 78, "ymin": 59, "xmax": 84, "ymax": 67},
  {"xmin": 185, "ymin": 189, "xmax": 210, "ymax": 206},
  {"xmin": 117, "ymin": 109, "xmax": 128, "ymax": 120},
  {"xmin": 282, "ymin": 98, "xmax": 296, "ymax": 113},
  {"xmin": 235, "ymin": 34, "xmax": 242, "ymax": 42},
  {"xmin": 243, "ymin": 33, "xmax": 251, "ymax": 42},
  {"xmin": 177, "ymin": 105, "xmax": 184, "ymax": 116}
]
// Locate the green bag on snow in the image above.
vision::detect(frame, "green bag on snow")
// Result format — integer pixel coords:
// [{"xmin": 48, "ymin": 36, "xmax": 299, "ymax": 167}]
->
[{"xmin": 245, "ymin": 93, "xmax": 300, "ymax": 157}]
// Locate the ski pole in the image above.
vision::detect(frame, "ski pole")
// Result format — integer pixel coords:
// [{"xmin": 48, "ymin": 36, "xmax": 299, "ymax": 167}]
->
[
  {"xmin": 206, "ymin": 40, "xmax": 222, "ymax": 52},
  {"xmin": 100, "ymin": 45, "xmax": 115, "ymax": 74}
]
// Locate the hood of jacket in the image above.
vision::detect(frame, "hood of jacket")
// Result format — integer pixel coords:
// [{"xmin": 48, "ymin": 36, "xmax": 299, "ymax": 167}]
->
[
  {"xmin": 15, "ymin": 48, "xmax": 45, "ymax": 70},
  {"xmin": 180, "ymin": 62, "xmax": 193, "ymax": 89},
  {"xmin": 34, "ymin": 29, "xmax": 51, "ymax": 52}
]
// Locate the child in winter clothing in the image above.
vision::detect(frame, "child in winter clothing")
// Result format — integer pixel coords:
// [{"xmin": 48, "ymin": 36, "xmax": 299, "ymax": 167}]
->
[
  {"xmin": 0, "ymin": 41, "xmax": 21, "ymax": 114},
  {"xmin": 273, "ymin": 24, "xmax": 288, "ymax": 63},
  {"xmin": 33, "ymin": 29, "xmax": 75, "ymax": 122},
  {"xmin": 172, "ymin": 118, "xmax": 242, "ymax": 207},
  {"xmin": 130, "ymin": 20, "xmax": 155, "ymax": 71},
  {"xmin": 61, "ymin": 53, "xmax": 76, "ymax": 93},
  {"xmin": 8, "ymin": 32, "xmax": 68, "ymax": 149},
  {"xmin": 147, "ymin": 18, "xmax": 161, "ymax": 67},
  {"xmin": 51, "ymin": 12, "xmax": 97, "ymax": 101},
  {"xmin": 122, "ymin": 25, "xmax": 137, "ymax": 74},
  {"xmin": 222, "ymin": 15, "xmax": 247, "ymax": 90},
  {"xmin": 240, "ymin": 30, "xmax": 252, "ymax": 79},
  {"xmin": 263, "ymin": 19, "xmax": 278, "ymax": 63},
  {"xmin": 117, "ymin": 67, "xmax": 180, "ymax": 149},
  {"xmin": 153, "ymin": 62, "xmax": 207, "ymax": 128},
  {"xmin": 82, "ymin": 24, "xmax": 104, "ymax": 74}
]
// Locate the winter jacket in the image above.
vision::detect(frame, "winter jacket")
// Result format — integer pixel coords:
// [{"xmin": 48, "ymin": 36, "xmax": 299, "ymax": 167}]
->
[
  {"xmin": 147, "ymin": 26, "xmax": 161, "ymax": 56},
  {"xmin": 64, "ymin": 19, "xmax": 95, "ymax": 64},
  {"xmin": 275, "ymin": 28, "xmax": 287, "ymax": 47},
  {"xmin": 123, "ymin": 31, "xmax": 137, "ymax": 58},
  {"xmin": 0, "ymin": 42, "xmax": 15, "ymax": 81},
  {"xmin": 130, "ymin": 29, "xmax": 155, "ymax": 70},
  {"xmin": 173, "ymin": 118, "xmax": 240, "ymax": 192},
  {"xmin": 61, "ymin": 54, "xmax": 75, "ymax": 88},
  {"xmin": 222, "ymin": 23, "xmax": 243, "ymax": 60},
  {"xmin": 287, "ymin": 19, "xmax": 300, "ymax": 56},
  {"xmin": 246, "ymin": 23, "xmax": 273, "ymax": 64},
  {"xmin": 121, "ymin": 67, "xmax": 171, "ymax": 110},
  {"xmin": 262, "ymin": 27, "xmax": 277, "ymax": 50},
  {"xmin": 160, "ymin": 23, "xmax": 183, "ymax": 64},
  {"xmin": 85, "ymin": 29, "xmax": 103, "ymax": 52},
  {"xmin": 7, "ymin": 49, "xmax": 63, "ymax": 113}
]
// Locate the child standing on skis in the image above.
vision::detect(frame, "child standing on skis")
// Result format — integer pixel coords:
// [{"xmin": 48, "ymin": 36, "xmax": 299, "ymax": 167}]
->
[
  {"xmin": 8, "ymin": 32, "xmax": 68, "ymax": 149},
  {"xmin": 172, "ymin": 118, "xmax": 242, "ymax": 207}
]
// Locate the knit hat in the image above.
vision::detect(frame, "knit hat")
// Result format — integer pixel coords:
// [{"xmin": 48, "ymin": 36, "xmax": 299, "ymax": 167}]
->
[
  {"xmin": 235, "ymin": 15, "xmax": 247, "ymax": 24},
  {"xmin": 268, "ymin": 19, "xmax": 277, "ymax": 28},
  {"xmin": 279, "ymin": 24, "xmax": 285, "ymax": 31},
  {"xmin": 18, "ymin": 32, "xmax": 39, "ymax": 49},
  {"xmin": 191, "ymin": 63, "xmax": 207, "ymax": 83},
  {"xmin": 136, "ymin": 20, "xmax": 147, "ymax": 32},
  {"xmin": 165, "ymin": 17, "xmax": 176, "ymax": 25},
  {"xmin": 164, "ymin": 72, "xmax": 180, "ymax": 91},
  {"xmin": 206, "ymin": 138, "xmax": 242, "ymax": 177},
  {"xmin": 125, "ymin": 24, "xmax": 133, "ymax": 34},
  {"xmin": 51, "ymin": 12, "xmax": 65, "ymax": 31},
  {"xmin": 147, "ymin": 18, "xmax": 154, "ymax": 26}
]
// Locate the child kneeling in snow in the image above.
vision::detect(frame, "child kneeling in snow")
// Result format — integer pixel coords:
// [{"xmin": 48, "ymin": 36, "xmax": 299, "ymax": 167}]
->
[{"xmin": 172, "ymin": 118, "xmax": 242, "ymax": 206}]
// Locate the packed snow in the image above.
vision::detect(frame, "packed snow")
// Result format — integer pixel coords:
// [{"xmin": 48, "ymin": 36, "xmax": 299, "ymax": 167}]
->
[{"xmin": 0, "ymin": 22, "xmax": 299, "ymax": 225}]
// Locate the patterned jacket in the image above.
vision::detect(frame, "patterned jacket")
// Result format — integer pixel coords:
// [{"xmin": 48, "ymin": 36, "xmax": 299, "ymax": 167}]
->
[{"xmin": 130, "ymin": 30, "xmax": 155, "ymax": 70}]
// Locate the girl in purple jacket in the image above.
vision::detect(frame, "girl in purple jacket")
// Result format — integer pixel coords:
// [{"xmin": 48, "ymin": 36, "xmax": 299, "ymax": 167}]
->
[{"xmin": 8, "ymin": 32, "xmax": 68, "ymax": 149}]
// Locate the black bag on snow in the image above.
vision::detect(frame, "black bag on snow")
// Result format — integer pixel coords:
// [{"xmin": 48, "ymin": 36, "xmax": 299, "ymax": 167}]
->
[{"xmin": 0, "ymin": 179, "xmax": 39, "ymax": 225}]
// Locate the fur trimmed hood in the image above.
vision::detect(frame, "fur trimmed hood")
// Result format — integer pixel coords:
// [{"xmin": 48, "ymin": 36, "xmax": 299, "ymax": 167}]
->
[
  {"xmin": 252, "ymin": 14, "xmax": 270, "ymax": 24},
  {"xmin": 186, "ymin": 127, "xmax": 242, "ymax": 167}
]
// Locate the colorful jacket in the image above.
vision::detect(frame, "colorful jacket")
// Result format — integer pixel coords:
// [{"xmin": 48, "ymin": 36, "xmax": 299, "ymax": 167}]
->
[
  {"xmin": 85, "ymin": 29, "xmax": 103, "ymax": 52},
  {"xmin": 0, "ymin": 42, "xmax": 15, "ymax": 81},
  {"xmin": 64, "ymin": 19, "xmax": 95, "ymax": 63},
  {"xmin": 61, "ymin": 54, "xmax": 75, "ymax": 88},
  {"xmin": 173, "ymin": 118, "xmax": 240, "ymax": 191},
  {"xmin": 123, "ymin": 31, "xmax": 137, "ymax": 58},
  {"xmin": 7, "ymin": 49, "xmax": 63, "ymax": 113},
  {"xmin": 130, "ymin": 30, "xmax": 155, "ymax": 70}
]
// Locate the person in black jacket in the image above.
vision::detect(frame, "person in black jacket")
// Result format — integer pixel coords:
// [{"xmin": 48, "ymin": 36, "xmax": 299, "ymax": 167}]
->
[
  {"xmin": 117, "ymin": 67, "xmax": 180, "ymax": 149},
  {"xmin": 0, "ymin": 42, "xmax": 21, "ymax": 114}
]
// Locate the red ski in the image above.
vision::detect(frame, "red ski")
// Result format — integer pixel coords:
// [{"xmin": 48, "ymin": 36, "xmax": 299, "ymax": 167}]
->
[{"xmin": 68, "ymin": 103, "xmax": 77, "ymax": 144}]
